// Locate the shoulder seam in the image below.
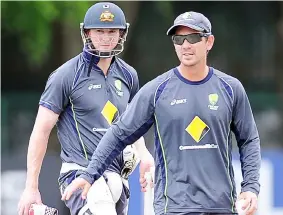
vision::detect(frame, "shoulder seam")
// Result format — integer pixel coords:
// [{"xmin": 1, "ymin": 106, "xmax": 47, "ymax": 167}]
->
[
  {"xmin": 119, "ymin": 63, "xmax": 134, "ymax": 92},
  {"xmin": 153, "ymin": 75, "xmax": 172, "ymax": 107},
  {"xmin": 72, "ymin": 62, "xmax": 84, "ymax": 90},
  {"xmin": 214, "ymin": 73, "xmax": 235, "ymax": 105}
]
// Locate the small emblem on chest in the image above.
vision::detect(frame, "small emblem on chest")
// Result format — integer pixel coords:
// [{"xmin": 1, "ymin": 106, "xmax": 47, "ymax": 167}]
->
[
  {"xmin": 208, "ymin": 93, "xmax": 219, "ymax": 110},
  {"xmin": 114, "ymin": 80, "xmax": 123, "ymax": 97}
]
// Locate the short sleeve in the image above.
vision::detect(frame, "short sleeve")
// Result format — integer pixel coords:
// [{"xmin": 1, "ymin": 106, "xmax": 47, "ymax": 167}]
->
[{"xmin": 39, "ymin": 70, "xmax": 72, "ymax": 114}]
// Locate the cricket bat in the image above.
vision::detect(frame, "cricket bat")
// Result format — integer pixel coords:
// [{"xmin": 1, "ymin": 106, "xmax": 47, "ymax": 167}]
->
[{"xmin": 144, "ymin": 167, "xmax": 155, "ymax": 215}]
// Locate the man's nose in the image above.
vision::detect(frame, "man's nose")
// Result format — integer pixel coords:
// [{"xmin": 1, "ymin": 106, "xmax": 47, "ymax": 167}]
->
[
  {"xmin": 182, "ymin": 39, "xmax": 193, "ymax": 48},
  {"xmin": 101, "ymin": 34, "xmax": 112, "ymax": 41}
]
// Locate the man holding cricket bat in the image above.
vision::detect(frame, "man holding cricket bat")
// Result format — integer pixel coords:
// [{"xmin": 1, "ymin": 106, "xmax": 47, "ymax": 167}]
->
[
  {"xmin": 18, "ymin": 2, "xmax": 154, "ymax": 215},
  {"xmin": 62, "ymin": 11, "xmax": 261, "ymax": 215}
]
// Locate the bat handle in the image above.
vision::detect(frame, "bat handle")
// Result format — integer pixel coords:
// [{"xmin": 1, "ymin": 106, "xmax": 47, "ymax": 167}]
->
[
  {"xmin": 144, "ymin": 172, "xmax": 152, "ymax": 191},
  {"xmin": 144, "ymin": 168, "xmax": 155, "ymax": 215}
]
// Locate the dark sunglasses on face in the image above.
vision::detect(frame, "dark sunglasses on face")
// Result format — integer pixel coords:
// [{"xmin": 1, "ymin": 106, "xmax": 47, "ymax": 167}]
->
[{"xmin": 172, "ymin": 33, "xmax": 210, "ymax": 45}]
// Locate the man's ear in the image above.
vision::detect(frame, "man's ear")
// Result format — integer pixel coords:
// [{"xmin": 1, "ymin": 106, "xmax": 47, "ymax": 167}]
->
[{"xmin": 207, "ymin": 35, "xmax": 215, "ymax": 51}]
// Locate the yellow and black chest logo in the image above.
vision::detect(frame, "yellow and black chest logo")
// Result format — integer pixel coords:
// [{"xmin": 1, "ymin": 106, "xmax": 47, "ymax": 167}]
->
[
  {"xmin": 185, "ymin": 116, "xmax": 210, "ymax": 143},
  {"xmin": 101, "ymin": 100, "xmax": 118, "ymax": 125}
]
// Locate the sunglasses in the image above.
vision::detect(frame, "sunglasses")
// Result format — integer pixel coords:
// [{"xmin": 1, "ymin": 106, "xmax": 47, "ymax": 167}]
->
[{"xmin": 172, "ymin": 33, "xmax": 210, "ymax": 45}]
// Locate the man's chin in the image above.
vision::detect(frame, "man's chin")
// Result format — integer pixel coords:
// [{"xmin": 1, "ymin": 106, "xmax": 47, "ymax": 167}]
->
[{"xmin": 181, "ymin": 61, "xmax": 197, "ymax": 67}]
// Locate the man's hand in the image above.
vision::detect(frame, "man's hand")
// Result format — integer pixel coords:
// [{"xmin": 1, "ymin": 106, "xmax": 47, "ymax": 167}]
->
[
  {"xmin": 61, "ymin": 177, "xmax": 91, "ymax": 201},
  {"xmin": 236, "ymin": 191, "xmax": 258, "ymax": 215},
  {"xmin": 139, "ymin": 159, "xmax": 154, "ymax": 192},
  {"xmin": 18, "ymin": 188, "xmax": 42, "ymax": 215}
]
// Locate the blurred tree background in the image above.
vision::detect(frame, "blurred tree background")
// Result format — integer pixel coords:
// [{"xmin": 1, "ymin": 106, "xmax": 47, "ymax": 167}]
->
[
  {"xmin": 1, "ymin": 1, "xmax": 283, "ymax": 215},
  {"xmin": 2, "ymin": 1, "xmax": 283, "ymax": 153}
]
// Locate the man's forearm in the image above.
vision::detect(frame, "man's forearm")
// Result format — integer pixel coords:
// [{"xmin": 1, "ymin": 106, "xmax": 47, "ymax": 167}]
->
[
  {"xmin": 81, "ymin": 128, "xmax": 130, "ymax": 184},
  {"xmin": 240, "ymin": 137, "xmax": 261, "ymax": 195},
  {"xmin": 26, "ymin": 131, "xmax": 49, "ymax": 189},
  {"xmin": 134, "ymin": 136, "xmax": 153, "ymax": 161}
]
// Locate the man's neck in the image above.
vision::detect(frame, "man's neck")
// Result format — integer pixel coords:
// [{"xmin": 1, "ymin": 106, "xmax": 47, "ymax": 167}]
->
[
  {"xmin": 178, "ymin": 62, "xmax": 209, "ymax": 82},
  {"xmin": 97, "ymin": 57, "xmax": 113, "ymax": 76}
]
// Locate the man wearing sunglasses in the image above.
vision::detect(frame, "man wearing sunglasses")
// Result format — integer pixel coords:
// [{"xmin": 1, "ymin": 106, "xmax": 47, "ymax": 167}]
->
[{"xmin": 62, "ymin": 11, "xmax": 261, "ymax": 215}]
